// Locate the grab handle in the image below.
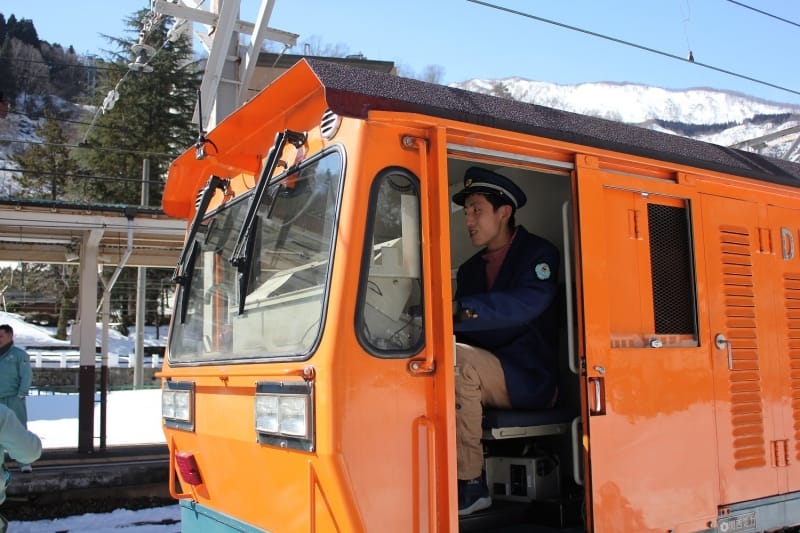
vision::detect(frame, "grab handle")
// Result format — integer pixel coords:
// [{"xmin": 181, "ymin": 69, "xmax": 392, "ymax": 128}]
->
[
  {"xmin": 588, "ymin": 377, "xmax": 605, "ymax": 415},
  {"xmin": 715, "ymin": 333, "xmax": 734, "ymax": 370},
  {"xmin": 571, "ymin": 416, "xmax": 583, "ymax": 486},
  {"xmin": 561, "ymin": 201, "xmax": 578, "ymax": 375}
]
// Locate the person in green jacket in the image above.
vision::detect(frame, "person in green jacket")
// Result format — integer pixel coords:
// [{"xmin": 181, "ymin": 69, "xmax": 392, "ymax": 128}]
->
[
  {"xmin": 0, "ymin": 325, "xmax": 33, "ymax": 472},
  {"xmin": 0, "ymin": 402, "xmax": 42, "ymax": 532}
]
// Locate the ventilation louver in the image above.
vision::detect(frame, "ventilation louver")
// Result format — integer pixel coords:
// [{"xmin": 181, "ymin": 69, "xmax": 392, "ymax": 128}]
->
[{"xmin": 321, "ymin": 109, "xmax": 342, "ymax": 140}]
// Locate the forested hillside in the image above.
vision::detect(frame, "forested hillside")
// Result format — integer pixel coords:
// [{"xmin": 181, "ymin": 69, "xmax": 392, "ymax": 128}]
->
[
  {"xmin": 0, "ymin": 10, "xmax": 198, "ymax": 205},
  {"xmin": 0, "ymin": 13, "xmax": 91, "ymax": 107},
  {"xmin": 0, "ymin": 9, "xmax": 199, "ymax": 336}
]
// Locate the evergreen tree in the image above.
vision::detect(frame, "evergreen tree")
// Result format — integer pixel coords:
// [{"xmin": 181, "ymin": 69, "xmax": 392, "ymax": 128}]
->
[
  {"xmin": 4, "ymin": 15, "xmax": 16, "ymax": 41},
  {"xmin": 76, "ymin": 9, "xmax": 200, "ymax": 330},
  {"xmin": 41, "ymin": 41, "xmax": 87, "ymax": 100},
  {"xmin": 10, "ymin": 17, "xmax": 38, "ymax": 47},
  {"xmin": 55, "ymin": 265, "xmax": 79, "ymax": 340},
  {"xmin": 12, "ymin": 110, "xmax": 81, "ymax": 200},
  {"xmin": 79, "ymin": 9, "xmax": 199, "ymax": 206},
  {"xmin": 1, "ymin": 15, "xmax": 40, "ymax": 47},
  {"xmin": 0, "ymin": 38, "xmax": 13, "ymax": 100}
]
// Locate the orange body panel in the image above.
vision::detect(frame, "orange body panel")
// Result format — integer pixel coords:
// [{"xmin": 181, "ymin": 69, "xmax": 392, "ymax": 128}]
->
[
  {"xmin": 161, "ymin": 73, "xmax": 458, "ymax": 531},
  {"xmin": 161, "ymin": 60, "xmax": 800, "ymax": 532}
]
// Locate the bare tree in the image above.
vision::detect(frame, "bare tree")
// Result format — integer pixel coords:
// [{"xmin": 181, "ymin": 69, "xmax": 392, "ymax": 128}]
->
[
  {"xmin": 396, "ymin": 63, "xmax": 445, "ymax": 84},
  {"xmin": 417, "ymin": 65, "xmax": 444, "ymax": 84},
  {"xmin": 9, "ymin": 39, "xmax": 49, "ymax": 100},
  {"xmin": 262, "ymin": 35, "xmax": 352, "ymax": 58}
]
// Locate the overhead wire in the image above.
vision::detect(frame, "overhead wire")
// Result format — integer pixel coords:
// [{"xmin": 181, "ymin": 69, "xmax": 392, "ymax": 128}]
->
[
  {"xmin": 81, "ymin": 5, "xmax": 181, "ymax": 144},
  {"xmin": 0, "ymin": 167, "xmax": 165, "ymax": 186},
  {"xmin": 465, "ymin": 0, "xmax": 800, "ymax": 98},
  {"xmin": 723, "ymin": 0, "xmax": 800, "ymax": 29},
  {"xmin": 0, "ymin": 138, "xmax": 176, "ymax": 158},
  {"xmin": 7, "ymin": 110, "xmax": 121, "ymax": 131},
  {"xmin": 9, "ymin": 57, "xmax": 119, "ymax": 72}
]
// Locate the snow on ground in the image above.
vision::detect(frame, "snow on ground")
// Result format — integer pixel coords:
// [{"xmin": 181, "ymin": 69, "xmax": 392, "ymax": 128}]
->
[
  {"xmin": 0, "ymin": 312, "xmax": 179, "ymax": 531},
  {"xmin": 0, "ymin": 310, "xmax": 168, "ymax": 448},
  {"xmin": 10, "ymin": 506, "xmax": 181, "ymax": 533},
  {"xmin": 0, "ymin": 312, "xmax": 71, "ymax": 348},
  {"xmin": 11, "ymin": 388, "xmax": 179, "ymax": 532},
  {"xmin": 12, "ymin": 390, "xmax": 179, "ymax": 531},
  {"xmin": 28, "ymin": 389, "xmax": 165, "ymax": 449}
]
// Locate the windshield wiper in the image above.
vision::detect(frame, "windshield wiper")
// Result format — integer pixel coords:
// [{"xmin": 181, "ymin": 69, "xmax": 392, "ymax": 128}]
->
[
  {"xmin": 230, "ymin": 129, "xmax": 306, "ymax": 315},
  {"xmin": 177, "ymin": 240, "xmax": 200, "ymax": 324},
  {"xmin": 172, "ymin": 175, "xmax": 229, "ymax": 285}
]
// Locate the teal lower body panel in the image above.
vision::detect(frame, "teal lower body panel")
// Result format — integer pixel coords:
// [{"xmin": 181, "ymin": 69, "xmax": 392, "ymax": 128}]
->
[
  {"xmin": 180, "ymin": 500, "xmax": 269, "ymax": 533},
  {"xmin": 716, "ymin": 491, "xmax": 800, "ymax": 533}
]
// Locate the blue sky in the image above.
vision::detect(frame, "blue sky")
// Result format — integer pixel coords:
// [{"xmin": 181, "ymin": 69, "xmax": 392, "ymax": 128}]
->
[{"xmin": 2, "ymin": 0, "xmax": 799, "ymax": 105}]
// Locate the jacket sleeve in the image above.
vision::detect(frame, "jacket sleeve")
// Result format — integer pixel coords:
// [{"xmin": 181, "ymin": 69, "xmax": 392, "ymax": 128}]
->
[
  {"xmin": 17, "ymin": 349, "xmax": 32, "ymax": 396},
  {"xmin": 0, "ymin": 405, "xmax": 41, "ymax": 465},
  {"xmin": 454, "ymin": 240, "xmax": 559, "ymax": 332}
]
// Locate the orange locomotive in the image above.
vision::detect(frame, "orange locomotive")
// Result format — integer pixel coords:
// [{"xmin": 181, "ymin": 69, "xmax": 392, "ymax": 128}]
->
[{"xmin": 160, "ymin": 58, "xmax": 800, "ymax": 532}]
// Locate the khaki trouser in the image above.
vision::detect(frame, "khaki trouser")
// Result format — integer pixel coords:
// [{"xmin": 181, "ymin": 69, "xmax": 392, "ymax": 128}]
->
[{"xmin": 455, "ymin": 343, "xmax": 511, "ymax": 480}]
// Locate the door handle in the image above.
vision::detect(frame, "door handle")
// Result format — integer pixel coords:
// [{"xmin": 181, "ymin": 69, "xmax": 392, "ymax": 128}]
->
[
  {"xmin": 715, "ymin": 333, "xmax": 734, "ymax": 370},
  {"xmin": 588, "ymin": 376, "xmax": 606, "ymax": 415}
]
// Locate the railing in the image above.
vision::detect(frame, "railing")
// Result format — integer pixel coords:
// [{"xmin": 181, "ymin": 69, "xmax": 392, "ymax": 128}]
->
[{"xmin": 25, "ymin": 345, "xmax": 165, "ymax": 369}]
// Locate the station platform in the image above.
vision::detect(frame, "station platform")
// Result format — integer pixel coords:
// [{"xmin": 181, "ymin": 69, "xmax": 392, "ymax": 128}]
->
[{"xmin": 5, "ymin": 444, "xmax": 169, "ymax": 504}]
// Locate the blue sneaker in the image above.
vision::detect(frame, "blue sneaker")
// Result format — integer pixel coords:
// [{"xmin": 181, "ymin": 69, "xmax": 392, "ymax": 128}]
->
[{"xmin": 458, "ymin": 476, "xmax": 491, "ymax": 516}]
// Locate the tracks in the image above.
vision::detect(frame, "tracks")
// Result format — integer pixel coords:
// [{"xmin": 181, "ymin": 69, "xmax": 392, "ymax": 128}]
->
[{"xmin": 3, "ymin": 444, "xmax": 172, "ymax": 520}]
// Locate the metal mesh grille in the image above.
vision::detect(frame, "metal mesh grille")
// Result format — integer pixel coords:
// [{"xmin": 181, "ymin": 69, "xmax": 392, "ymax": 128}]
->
[{"xmin": 648, "ymin": 204, "xmax": 697, "ymax": 334}]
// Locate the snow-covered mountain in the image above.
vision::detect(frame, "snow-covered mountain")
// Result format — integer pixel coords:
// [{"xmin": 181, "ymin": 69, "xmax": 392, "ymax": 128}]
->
[
  {"xmin": 452, "ymin": 78, "xmax": 800, "ymax": 160},
  {"xmin": 3, "ymin": 79, "xmax": 800, "ymax": 186}
]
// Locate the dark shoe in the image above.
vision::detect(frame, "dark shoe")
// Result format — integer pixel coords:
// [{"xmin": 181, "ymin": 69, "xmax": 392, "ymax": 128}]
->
[{"xmin": 458, "ymin": 476, "xmax": 491, "ymax": 516}]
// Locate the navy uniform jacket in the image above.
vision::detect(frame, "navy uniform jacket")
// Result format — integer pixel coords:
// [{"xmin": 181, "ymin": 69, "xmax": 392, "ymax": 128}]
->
[{"xmin": 454, "ymin": 226, "xmax": 560, "ymax": 408}]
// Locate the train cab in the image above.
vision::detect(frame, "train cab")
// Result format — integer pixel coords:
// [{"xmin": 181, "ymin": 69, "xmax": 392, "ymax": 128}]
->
[{"xmin": 161, "ymin": 58, "xmax": 800, "ymax": 533}]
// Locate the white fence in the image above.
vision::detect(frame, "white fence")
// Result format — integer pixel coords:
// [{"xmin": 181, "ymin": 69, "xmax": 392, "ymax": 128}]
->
[{"xmin": 25, "ymin": 347, "xmax": 164, "ymax": 369}]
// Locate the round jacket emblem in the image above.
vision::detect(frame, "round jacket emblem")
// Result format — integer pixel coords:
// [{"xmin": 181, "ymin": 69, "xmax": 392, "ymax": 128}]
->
[{"xmin": 535, "ymin": 263, "xmax": 551, "ymax": 280}]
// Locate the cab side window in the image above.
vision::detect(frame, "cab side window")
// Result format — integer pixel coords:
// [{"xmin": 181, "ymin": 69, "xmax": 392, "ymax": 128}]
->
[{"xmin": 356, "ymin": 169, "xmax": 424, "ymax": 355}]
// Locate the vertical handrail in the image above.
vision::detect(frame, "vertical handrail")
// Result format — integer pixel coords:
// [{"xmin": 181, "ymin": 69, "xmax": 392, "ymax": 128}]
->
[
  {"xmin": 408, "ymin": 136, "xmax": 436, "ymax": 375},
  {"xmin": 413, "ymin": 416, "xmax": 438, "ymax": 533},
  {"xmin": 561, "ymin": 200, "xmax": 578, "ymax": 375},
  {"xmin": 570, "ymin": 416, "xmax": 584, "ymax": 486}
]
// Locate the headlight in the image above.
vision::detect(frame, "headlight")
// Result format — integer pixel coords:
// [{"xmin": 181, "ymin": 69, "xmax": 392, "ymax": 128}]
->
[
  {"xmin": 162, "ymin": 381, "xmax": 194, "ymax": 431},
  {"xmin": 255, "ymin": 381, "xmax": 314, "ymax": 451},
  {"xmin": 255, "ymin": 394, "xmax": 280, "ymax": 433}
]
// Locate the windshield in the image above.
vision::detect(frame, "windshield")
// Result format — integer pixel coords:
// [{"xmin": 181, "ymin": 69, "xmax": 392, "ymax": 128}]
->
[{"xmin": 168, "ymin": 149, "xmax": 344, "ymax": 363}]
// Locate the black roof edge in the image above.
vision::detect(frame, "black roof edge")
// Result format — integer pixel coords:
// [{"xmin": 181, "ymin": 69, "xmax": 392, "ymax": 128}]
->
[
  {"xmin": 303, "ymin": 58, "xmax": 800, "ymax": 188},
  {"xmin": 257, "ymin": 52, "xmax": 395, "ymax": 73}
]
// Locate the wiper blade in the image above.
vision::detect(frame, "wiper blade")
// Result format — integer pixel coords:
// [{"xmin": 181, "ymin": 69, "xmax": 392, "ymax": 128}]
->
[
  {"xmin": 172, "ymin": 175, "xmax": 229, "ymax": 285},
  {"xmin": 177, "ymin": 240, "xmax": 200, "ymax": 324},
  {"xmin": 230, "ymin": 129, "xmax": 306, "ymax": 267},
  {"xmin": 230, "ymin": 129, "xmax": 306, "ymax": 315}
]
